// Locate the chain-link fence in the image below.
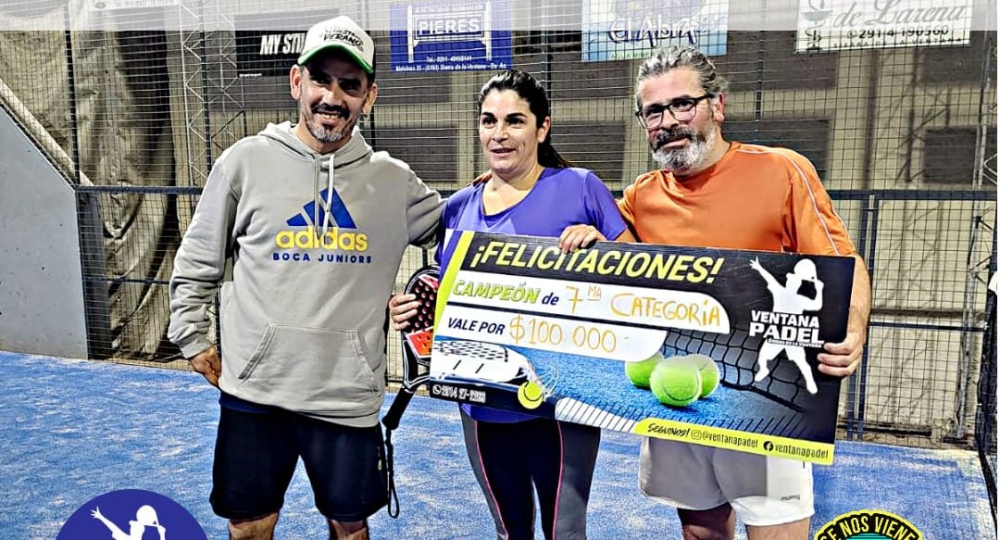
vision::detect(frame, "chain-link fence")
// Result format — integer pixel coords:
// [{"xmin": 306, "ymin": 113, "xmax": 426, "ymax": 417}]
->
[{"xmin": 0, "ymin": 3, "xmax": 995, "ymax": 454}]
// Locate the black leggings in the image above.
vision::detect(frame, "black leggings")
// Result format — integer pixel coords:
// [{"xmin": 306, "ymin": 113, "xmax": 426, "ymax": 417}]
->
[{"xmin": 460, "ymin": 410, "xmax": 601, "ymax": 540}]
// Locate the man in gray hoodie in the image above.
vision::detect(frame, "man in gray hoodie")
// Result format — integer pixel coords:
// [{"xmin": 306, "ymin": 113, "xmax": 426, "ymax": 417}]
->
[{"xmin": 168, "ymin": 15, "xmax": 442, "ymax": 540}]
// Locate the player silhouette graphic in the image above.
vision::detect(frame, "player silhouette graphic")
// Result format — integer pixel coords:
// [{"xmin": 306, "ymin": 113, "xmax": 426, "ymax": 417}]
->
[
  {"xmin": 749, "ymin": 258, "xmax": 825, "ymax": 394},
  {"xmin": 91, "ymin": 504, "xmax": 167, "ymax": 540}
]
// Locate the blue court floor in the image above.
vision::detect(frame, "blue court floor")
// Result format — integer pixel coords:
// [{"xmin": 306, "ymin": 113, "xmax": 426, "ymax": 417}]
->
[{"xmin": 0, "ymin": 351, "xmax": 993, "ymax": 539}]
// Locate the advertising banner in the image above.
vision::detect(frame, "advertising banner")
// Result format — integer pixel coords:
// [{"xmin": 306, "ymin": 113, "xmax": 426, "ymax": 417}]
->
[
  {"xmin": 389, "ymin": 0, "xmax": 512, "ymax": 72},
  {"xmin": 582, "ymin": 0, "xmax": 729, "ymax": 61},
  {"xmin": 235, "ymin": 12, "xmax": 329, "ymax": 78},
  {"xmin": 796, "ymin": 0, "xmax": 972, "ymax": 52}
]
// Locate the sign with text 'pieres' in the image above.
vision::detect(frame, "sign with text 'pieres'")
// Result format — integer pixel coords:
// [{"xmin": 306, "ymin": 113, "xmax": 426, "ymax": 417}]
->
[
  {"xmin": 426, "ymin": 232, "xmax": 855, "ymax": 464},
  {"xmin": 389, "ymin": 0, "xmax": 512, "ymax": 72}
]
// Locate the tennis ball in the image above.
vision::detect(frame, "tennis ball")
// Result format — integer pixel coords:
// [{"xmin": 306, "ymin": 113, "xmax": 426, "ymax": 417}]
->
[
  {"xmin": 625, "ymin": 351, "xmax": 665, "ymax": 389},
  {"xmin": 517, "ymin": 381, "xmax": 545, "ymax": 410},
  {"xmin": 649, "ymin": 362, "xmax": 702, "ymax": 408},
  {"xmin": 684, "ymin": 354, "xmax": 721, "ymax": 398}
]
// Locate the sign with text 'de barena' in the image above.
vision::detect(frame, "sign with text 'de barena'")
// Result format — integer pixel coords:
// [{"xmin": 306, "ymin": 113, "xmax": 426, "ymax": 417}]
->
[{"xmin": 795, "ymin": 0, "xmax": 972, "ymax": 52}]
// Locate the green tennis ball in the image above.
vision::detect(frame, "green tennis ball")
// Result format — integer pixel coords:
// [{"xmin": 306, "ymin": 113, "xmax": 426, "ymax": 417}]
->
[
  {"xmin": 517, "ymin": 381, "xmax": 545, "ymax": 410},
  {"xmin": 625, "ymin": 351, "xmax": 665, "ymax": 389},
  {"xmin": 649, "ymin": 362, "xmax": 702, "ymax": 407},
  {"xmin": 684, "ymin": 354, "xmax": 721, "ymax": 398}
]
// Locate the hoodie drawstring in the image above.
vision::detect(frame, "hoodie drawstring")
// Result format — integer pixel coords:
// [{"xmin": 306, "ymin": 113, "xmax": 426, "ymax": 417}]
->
[
  {"xmin": 314, "ymin": 154, "xmax": 336, "ymax": 242},
  {"xmin": 312, "ymin": 160, "xmax": 320, "ymax": 242},
  {"xmin": 322, "ymin": 154, "xmax": 335, "ymax": 239}
]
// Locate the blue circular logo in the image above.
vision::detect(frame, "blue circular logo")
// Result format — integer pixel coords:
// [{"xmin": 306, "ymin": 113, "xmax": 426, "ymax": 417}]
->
[{"xmin": 57, "ymin": 489, "xmax": 207, "ymax": 540}]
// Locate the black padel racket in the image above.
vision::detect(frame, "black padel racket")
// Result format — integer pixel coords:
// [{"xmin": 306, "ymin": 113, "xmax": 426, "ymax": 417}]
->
[
  {"xmin": 382, "ymin": 264, "xmax": 439, "ymax": 518},
  {"xmin": 383, "ymin": 264, "xmax": 439, "ymax": 431}
]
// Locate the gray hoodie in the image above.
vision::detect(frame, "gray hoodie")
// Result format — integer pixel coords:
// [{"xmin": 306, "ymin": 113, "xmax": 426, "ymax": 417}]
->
[{"xmin": 168, "ymin": 122, "xmax": 443, "ymax": 427}]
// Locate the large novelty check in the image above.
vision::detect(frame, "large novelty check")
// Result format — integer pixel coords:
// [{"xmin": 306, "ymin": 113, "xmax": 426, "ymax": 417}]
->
[{"xmin": 425, "ymin": 232, "xmax": 855, "ymax": 464}]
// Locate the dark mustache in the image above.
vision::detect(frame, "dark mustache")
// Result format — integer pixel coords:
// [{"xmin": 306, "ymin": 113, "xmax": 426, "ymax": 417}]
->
[
  {"xmin": 312, "ymin": 105, "xmax": 349, "ymax": 117},
  {"xmin": 654, "ymin": 127, "xmax": 696, "ymax": 149}
]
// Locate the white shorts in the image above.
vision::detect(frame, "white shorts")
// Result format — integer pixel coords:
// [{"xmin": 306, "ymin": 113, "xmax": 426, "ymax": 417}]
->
[{"xmin": 639, "ymin": 438, "xmax": 814, "ymax": 527}]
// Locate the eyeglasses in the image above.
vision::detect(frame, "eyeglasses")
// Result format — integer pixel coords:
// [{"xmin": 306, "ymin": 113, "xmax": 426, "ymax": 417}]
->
[{"xmin": 635, "ymin": 94, "xmax": 714, "ymax": 129}]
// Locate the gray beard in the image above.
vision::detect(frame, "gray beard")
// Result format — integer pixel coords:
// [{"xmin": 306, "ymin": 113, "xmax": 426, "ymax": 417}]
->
[
  {"xmin": 652, "ymin": 122, "xmax": 718, "ymax": 172},
  {"xmin": 300, "ymin": 97, "xmax": 362, "ymax": 145},
  {"xmin": 306, "ymin": 118, "xmax": 350, "ymax": 144}
]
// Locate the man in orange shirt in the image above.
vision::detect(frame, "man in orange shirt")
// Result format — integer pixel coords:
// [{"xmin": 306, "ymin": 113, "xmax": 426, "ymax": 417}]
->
[{"xmin": 619, "ymin": 45, "xmax": 872, "ymax": 540}]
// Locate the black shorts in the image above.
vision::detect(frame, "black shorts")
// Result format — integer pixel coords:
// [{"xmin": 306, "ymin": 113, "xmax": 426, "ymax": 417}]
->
[{"xmin": 210, "ymin": 405, "xmax": 388, "ymax": 522}]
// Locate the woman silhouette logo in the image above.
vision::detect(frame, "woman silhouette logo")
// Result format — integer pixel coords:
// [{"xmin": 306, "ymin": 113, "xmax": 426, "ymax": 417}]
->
[{"xmin": 57, "ymin": 490, "xmax": 207, "ymax": 540}]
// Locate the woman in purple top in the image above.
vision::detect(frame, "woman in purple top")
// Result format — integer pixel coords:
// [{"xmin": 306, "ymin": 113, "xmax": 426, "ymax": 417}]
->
[{"xmin": 392, "ymin": 70, "xmax": 631, "ymax": 540}]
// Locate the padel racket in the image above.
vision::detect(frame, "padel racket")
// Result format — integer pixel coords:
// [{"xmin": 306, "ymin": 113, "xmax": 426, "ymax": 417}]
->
[
  {"xmin": 431, "ymin": 339, "xmax": 560, "ymax": 404},
  {"xmin": 432, "ymin": 339, "xmax": 530, "ymax": 384},
  {"xmin": 383, "ymin": 264, "xmax": 439, "ymax": 431},
  {"xmin": 382, "ymin": 264, "xmax": 439, "ymax": 518}
]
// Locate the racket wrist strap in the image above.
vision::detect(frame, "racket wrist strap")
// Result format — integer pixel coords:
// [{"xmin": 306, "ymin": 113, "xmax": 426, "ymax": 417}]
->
[{"xmin": 385, "ymin": 429, "xmax": 400, "ymax": 518}]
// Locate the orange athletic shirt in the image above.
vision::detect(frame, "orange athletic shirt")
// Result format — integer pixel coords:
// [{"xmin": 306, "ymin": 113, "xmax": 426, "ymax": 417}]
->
[{"xmin": 618, "ymin": 141, "xmax": 856, "ymax": 256}]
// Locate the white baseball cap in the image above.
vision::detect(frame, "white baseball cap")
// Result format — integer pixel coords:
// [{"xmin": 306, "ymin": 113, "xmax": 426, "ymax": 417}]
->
[{"xmin": 298, "ymin": 16, "xmax": 374, "ymax": 73}]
